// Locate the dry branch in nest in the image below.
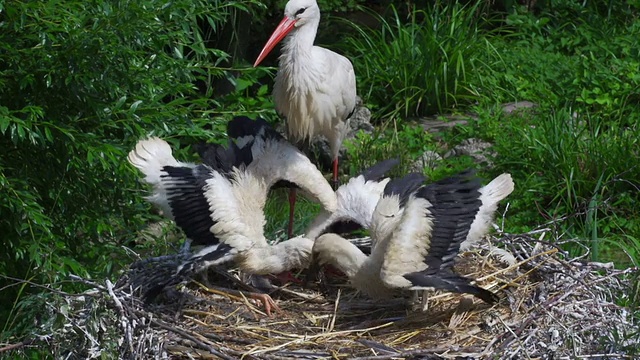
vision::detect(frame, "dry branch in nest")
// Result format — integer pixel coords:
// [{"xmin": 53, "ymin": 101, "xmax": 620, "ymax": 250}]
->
[{"xmin": 14, "ymin": 230, "xmax": 639, "ymax": 359}]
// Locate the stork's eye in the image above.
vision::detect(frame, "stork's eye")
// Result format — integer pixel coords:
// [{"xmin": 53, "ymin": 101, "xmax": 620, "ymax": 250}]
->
[{"xmin": 295, "ymin": 7, "xmax": 306, "ymax": 16}]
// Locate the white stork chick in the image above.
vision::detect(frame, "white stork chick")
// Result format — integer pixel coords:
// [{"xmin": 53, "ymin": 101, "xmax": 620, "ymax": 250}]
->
[
  {"xmin": 128, "ymin": 117, "xmax": 338, "ymax": 315},
  {"xmin": 310, "ymin": 171, "xmax": 501, "ymax": 307}
]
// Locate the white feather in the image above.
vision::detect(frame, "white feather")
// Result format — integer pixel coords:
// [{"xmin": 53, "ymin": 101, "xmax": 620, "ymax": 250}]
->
[
  {"xmin": 127, "ymin": 137, "xmax": 195, "ymax": 219},
  {"xmin": 460, "ymin": 173, "xmax": 515, "ymax": 251},
  {"xmin": 306, "ymin": 174, "xmax": 389, "ymax": 239},
  {"xmin": 274, "ymin": 0, "xmax": 357, "ymax": 159}
]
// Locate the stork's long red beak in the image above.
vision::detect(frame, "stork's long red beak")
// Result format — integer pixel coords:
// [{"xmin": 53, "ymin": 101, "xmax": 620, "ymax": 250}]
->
[{"xmin": 253, "ymin": 16, "xmax": 297, "ymax": 67}]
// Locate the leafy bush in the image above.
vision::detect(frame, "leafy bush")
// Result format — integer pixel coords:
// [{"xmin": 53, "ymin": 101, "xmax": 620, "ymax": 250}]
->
[
  {"xmin": 340, "ymin": 2, "xmax": 494, "ymax": 120},
  {"xmin": 474, "ymin": 5, "xmax": 640, "ymax": 114},
  {"xmin": 344, "ymin": 122, "xmax": 436, "ymax": 177},
  {"xmin": 0, "ymin": 0, "xmax": 263, "ymax": 340}
]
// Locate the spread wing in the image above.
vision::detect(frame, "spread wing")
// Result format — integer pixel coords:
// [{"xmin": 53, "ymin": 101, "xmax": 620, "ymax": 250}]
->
[
  {"xmin": 306, "ymin": 158, "xmax": 400, "ymax": 240},
  {"xmin": 379, "ymin": 171, "xmax": 499, "ymax": 304},
  {"xmin": 129, "ymin": 137, "xmax": 268, "ymax": 274}
]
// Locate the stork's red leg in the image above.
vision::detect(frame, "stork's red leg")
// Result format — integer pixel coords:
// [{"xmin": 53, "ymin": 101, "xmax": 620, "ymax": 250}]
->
[
  {"xmin": 331, "ymin": 158, "xmax": 339, "ymax": 190},
  {"xmin": 287, "ymin": 188, "xmax": 296, "ymax": 238}
]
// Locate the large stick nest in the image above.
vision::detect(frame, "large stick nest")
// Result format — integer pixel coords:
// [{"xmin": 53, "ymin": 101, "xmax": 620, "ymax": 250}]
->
[{"xmin": 32, "ymin": 230, "xmax": 639, "ymax": 359}]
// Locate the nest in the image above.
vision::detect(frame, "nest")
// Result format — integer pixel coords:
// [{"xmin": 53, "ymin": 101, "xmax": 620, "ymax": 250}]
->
[{"xmin": 24, "ymin": 229, "xmax": 639, "ymax": 359}]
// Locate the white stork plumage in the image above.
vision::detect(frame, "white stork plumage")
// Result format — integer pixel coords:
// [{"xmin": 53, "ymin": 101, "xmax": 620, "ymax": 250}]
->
[
  {"xmin": 254, "ymin": 0, "xmax": 357, "ymax": 237},
  {"xmin": 127, "ymin": 116, "xmax": 338, "ymax": 315},
  {"xmin": 305, "ymin": 158, "xmax": 400, "ymax": 241},
  {"xmin": 309, "ymin": 171, "xmax": 514, "ymax": 308}
]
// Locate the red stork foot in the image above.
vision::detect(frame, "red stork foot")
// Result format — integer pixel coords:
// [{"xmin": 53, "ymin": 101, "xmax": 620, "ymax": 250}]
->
[{"xmin": 251, "ymin": 292, "xmax": 281, "ymax": 317}]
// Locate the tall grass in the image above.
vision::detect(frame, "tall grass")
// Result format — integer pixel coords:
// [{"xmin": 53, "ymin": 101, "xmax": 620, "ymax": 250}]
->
[
  {"xmin": 489, "ymin": 106, "xmax": 640, "ymax": 263},
  {"xmin": 340, "ymin": 2, "xmax": 493, "ymax": 120}
]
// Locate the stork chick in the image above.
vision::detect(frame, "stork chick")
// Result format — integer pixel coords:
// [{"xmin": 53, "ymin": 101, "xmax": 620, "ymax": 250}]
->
[
  {"xmin": 128, "ymin": 117, "xmax": 338, "ymax": 315},
  {"xmin": 310, "ymin": 171, "xmax": 509, "ymax": 309}
]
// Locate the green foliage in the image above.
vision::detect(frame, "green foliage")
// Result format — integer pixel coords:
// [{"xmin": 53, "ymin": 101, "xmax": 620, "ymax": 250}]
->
[
  {"xmin": 480, "ymin": 105, "xmax": 640, "ymax": 263},
  {"xmin": 271, "ymin": 0, "xmax": 365, "ymax": 13},
  {"xmin": 340, "ymin": 2, "xmax": 493, "ymax": 120},
  {"xmin": 0, "ymin": 0, "xmax": 263, "ymax": 341},
  {"xmin": 468, "ymin": 1, "xmax": 640, "ymax": 269},
  {"xmin": 344, "ymin": 122, "xmax": 437, "ymax": 177},
  {"xmin": 474, "ymin": 5, "xmax": 640, "ymax": 113}
]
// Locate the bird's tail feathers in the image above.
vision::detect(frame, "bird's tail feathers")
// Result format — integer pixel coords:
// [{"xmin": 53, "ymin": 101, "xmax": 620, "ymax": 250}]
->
[
  {"xmin": 176, "ymin": 243, "xmax": 236, "ymax": 277},
  {"xmin": 410, "ymin": 271, "xmax": 499, "ymax": 304},
  {"xmin": 128, "ymin": 137, "xmax": 182, "ymax": 185},
  {"xmin": 462, "ymin": 173, "xmax": 514, "ymax": 250},
  {"xmin": 480, "ymin": 173, "xmax": 514, "ymax": 206}
]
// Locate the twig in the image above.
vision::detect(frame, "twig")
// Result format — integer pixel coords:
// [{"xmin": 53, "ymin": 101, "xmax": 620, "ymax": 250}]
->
[
  {"xmin": 106, "ymin": 279, "xmax": 135, "ymax": 355},
  {"xmin": 140, "ymin": 311, "xmax": 238, "ymax": 360},
  {"xmin": 0, "ymin": 338, "xmax": 35, "ymax": 353},
  {"xmin": 350, "ymin": 347, "xmax": 467, "ymax": 360},
  {"xmin": 68, "ymin": 274, "xmax": 107, "ymax": 291},
  {"xmin": 326, "ymin": 288, "xmax": 340, "ymax": 333},
  {"xmin": 0, "ymin": 274, "xmax": 95, "ymax": 297}
]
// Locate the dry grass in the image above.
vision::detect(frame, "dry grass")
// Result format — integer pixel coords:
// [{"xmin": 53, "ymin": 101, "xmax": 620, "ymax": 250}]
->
[{"xmin": 28, "ymin": 230, "xmax": 639, "ymax": 359}]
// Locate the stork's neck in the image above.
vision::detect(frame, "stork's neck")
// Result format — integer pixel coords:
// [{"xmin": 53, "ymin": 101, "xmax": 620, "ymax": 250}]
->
[
  {"xmin": 281, "ymin": 20, "xmax": 319, "ymax": 64},
  {"xmin": 250, "ymin": 142, "xmax": 338, "ymax": 213},
  {"xmin": 317, "ymin": 237, "xmax": 368, "ymax": 279},
  {"xmin": 240, "ymin": 237, "xmax": 313, "ymax": 274}
]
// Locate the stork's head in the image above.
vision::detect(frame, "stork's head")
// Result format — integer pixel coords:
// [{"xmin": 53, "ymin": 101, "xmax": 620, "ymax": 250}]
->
[
  {"xmin": 371, "ymin": 173, "xmax": 426, "ymax": 241},
  {"xmin": 371, "ymin": 194, "xmax": 404, "ymax": 242},
  {"xmin": 284, "ymin": 0, "xmax": 320, "ymax": 28},
  {"xmin": 253, "ymin": 0, "xmax": 320, "ymax": 67}
]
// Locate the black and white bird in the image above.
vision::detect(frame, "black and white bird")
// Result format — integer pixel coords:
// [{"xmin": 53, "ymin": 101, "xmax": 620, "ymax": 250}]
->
[
  {"xmin": 310, "ymin": 171, "xmax": 514, "ymax": 308},
  {"xmin": 128, "ymin": 116, "xmax": 338, "ymax": 315}
]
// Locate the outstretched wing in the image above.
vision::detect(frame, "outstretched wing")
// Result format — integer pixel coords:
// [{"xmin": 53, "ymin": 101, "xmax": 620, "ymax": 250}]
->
[
  {"xmin": 379, "ymin": 171, "xmax": 498, "ymax": 304},
  {"xmin": 227, "ymin": 116, "xmax": 284, "ymax": 148},
  {"xmin": 194, "ymin": 141, "xmax": 252, "ymax": 173},
  {"xmin": 460, "ymin": 173, "xmax": 514, "ymax": 250},
  {"xmin": 306, "ymin": 158, "xmax": 400, "ymax": 240},
  {"xmin": 129, "ymin": 137, "xmax": 263, "ymax": 272},
  {"xmin": 227, "ymin": 116, "xmax": 338, "ymax": 212},
  {"xmin": 128, "ymin": 137, "xmax": 194, "ymax": 219}
]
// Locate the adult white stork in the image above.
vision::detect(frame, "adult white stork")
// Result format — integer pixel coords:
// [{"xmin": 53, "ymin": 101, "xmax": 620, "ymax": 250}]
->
[
  {"xmin": 309, "ymin": 171, "xmax": 514, "ymax": 308},
  {"xmin": 254, "ymin": 0, "xmax": 357, "ymax": 237},
  {"xmin": 127, "ymin": 116, "xmax": 338, "ymax": 315}
]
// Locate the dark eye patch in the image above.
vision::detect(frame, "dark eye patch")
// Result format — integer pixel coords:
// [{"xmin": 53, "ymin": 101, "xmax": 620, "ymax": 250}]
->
[{"xmin": 295, "ymin": 7, "xmax": 306, "ymax": 16}]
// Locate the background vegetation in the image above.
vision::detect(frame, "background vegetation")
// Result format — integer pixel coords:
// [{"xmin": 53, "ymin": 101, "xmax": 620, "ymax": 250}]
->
[{"xmin": 1, "ymin": 0, "xmax": 638, "ymax": 356}]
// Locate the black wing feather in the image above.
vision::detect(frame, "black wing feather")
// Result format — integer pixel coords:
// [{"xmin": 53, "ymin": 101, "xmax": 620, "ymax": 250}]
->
[
  {"xmin": 162, "ymin": 165, "xmax": 219, "ymax": 247},
  {"xmin": 416, "ymin": 170, "xmax": 481, "ymax": 269},
  {"xmin": 402, "ymin": 170, "xmax": 498, "ymax": 304},
  {"xmin": 176, "ymin": 243, "xmax": 234, "ymax": 277},
  {"xmin": 382, "ymin": 173, "xmax": 426, "ymax": 207},
  {"xmin": 359, "ymin": 158, "xmax": 400, "ymax": 182},
  {"xmin": 227, "ymin": 116, "xmax": 284, "ymax": 144},
  {"xmin": 403, "ymin": 271, "xmax": 499, "ymax": 304}
]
